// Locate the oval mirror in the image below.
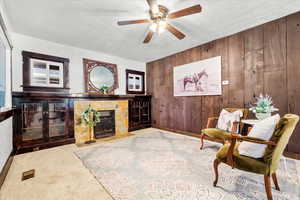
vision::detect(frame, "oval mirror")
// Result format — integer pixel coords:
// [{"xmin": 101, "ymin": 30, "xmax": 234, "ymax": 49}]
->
[{"xmin": 89, "ymin": 65, "xmax": 114, "ymax": 89}]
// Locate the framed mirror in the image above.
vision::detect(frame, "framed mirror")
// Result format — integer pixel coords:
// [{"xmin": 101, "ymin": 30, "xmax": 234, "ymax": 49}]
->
[{"xmin": 83, "ymin": 59, "xmax": 118, "ymax": 94}]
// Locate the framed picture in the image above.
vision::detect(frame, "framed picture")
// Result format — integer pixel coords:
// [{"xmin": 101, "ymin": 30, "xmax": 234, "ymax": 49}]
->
[
  {"xmin": 174, "ymin": 56, "xmax": 222, "ymax": 96},
  {"xmin": 126, "ymin": 69, "xmax": 145, "ymax": 94}
]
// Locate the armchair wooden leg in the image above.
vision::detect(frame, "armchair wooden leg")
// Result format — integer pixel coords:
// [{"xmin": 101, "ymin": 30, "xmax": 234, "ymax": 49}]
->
[
  {"xmin": 213, "ymin": 159, "xmax": 221, "ymax": 187},
  {"xmin": 264, "ymin": 175, "xmax": 273, "ymax": 200},
  {"xmin": 200, "ymin": 133, "xmax": 204, "ymax": 150},
  {"xmin": 272, "ymin": 173, "xmax": 280, "ymax": 191}
]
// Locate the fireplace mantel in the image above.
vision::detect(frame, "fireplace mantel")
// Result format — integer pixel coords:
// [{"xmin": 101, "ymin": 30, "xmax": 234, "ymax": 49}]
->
[{"xmin": 12, "ymin": 92, "xmax": 147, "ymax": 100}]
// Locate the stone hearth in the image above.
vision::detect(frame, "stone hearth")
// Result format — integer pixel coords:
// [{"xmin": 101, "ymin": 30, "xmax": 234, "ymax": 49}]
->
[{"xmin": 74, "ymin": 100, "xmax": 128, "ymax": 144}]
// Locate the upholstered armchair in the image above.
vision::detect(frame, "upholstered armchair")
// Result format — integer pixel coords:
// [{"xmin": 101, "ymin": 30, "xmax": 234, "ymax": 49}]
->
[
  {"xmin": 213, "ymin": 114, "xmax": 299, "ymax": 200},
  {"xmin": 200, "ymin": 108, "xmax": 249, "ymax": 149}
]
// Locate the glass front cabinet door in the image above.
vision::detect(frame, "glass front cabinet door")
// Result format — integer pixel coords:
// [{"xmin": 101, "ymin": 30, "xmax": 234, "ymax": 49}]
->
[
  {"xmin": 13, "ymin": 99, "xmax": 70, "ymax": 153},
  {"xmin": 21, "ymin": 102, "xmax": 44, "ymax": 143},
  {"xmin": 48, "ymin": 101, "xmax": 68, "ymax": 139}
]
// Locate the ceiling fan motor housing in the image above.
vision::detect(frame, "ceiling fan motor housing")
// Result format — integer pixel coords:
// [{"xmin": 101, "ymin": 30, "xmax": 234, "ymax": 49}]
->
[{"xmin": 150, "ymin": 5, "xmax": 169, "ymax": 22}]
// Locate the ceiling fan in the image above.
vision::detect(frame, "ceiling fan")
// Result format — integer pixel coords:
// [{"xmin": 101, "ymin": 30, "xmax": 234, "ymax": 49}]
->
[{"xmin": 117, "ymin": 0, "xmax": 202, "ymax": 43}]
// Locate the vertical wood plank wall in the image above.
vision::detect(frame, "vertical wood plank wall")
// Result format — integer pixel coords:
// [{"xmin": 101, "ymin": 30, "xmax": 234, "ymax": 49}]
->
[{"xmin": 146, "ymin": 12, "xmax": 300, "ymax": 154}]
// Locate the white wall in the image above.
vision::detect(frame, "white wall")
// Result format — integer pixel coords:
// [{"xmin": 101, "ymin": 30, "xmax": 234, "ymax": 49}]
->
[
  {"xmin": 0, "ymin": 117, "xmax": 12, "ymax": 170},
  {"xmin": 0, "ymin": 0, "xmax": 13, "ymax": 172},
  {"xmin": 11, "ymin": 33, "xmax": 146, "ymax": 94}
]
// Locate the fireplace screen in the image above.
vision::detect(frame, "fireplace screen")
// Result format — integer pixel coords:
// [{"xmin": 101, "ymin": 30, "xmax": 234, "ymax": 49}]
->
[{"xmin": 94, "ymin": 110, "xmax": 115, "ymax": 139}]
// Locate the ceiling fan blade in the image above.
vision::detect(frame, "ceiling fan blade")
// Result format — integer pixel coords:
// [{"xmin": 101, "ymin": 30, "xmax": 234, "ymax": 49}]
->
[
  {"xmin": 117, "ymin": 19, "xmax": 150, "ymax": 26},
  {"xmin": 146, "ymin": 0, "xmax": 159, "ymax": 14},
  {"xmin": 143, "ymin": 30, "xmax": 154, "ymax": 43},
  {"xmin": 166, "ymin": 24, "xmax": 185, "ymax": 40},
  {"xmin": 168, "ymin": 5, "xmax": 202, "ymax": 19}
]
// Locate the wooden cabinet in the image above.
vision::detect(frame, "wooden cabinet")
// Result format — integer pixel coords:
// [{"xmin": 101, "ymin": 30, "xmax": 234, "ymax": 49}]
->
[
  {"xmin": 13, "ymin": 97, "xmax": 74, "ymax": 154},
  {"xmin": 13, "ymin": 92, "xmax": 152, "ymax": 154},
  {"xmin": 129, "ymin": 96, "xmax": 151, "ymax": 131}
]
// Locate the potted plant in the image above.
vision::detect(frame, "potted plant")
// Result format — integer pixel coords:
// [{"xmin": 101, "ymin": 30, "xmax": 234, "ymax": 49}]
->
[
  {"xmin": 99, "ymin": 85, "xmax": 109, "ymax": 94},
  {"xmin": 249, "ymin": 94, "xmax": 279, "ymax": 120},
  {"xmin": 80, "ymin": 105, "xmax": 101, "ymax": 144}
]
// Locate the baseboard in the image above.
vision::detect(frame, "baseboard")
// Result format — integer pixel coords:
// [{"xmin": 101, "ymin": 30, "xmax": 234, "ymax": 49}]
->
[
  {"xmin": 284, "ymin": 151, "xmax": 300, "ymax": 160},
  {"xmin": 153, "ymin": 125, "xmax": 300, "ymax": 160},
  {"xmin": 0, "ymin": 109, "xmax": 13, "ymax": 123},
  {"xmin": 0, "ymin": 151, "xmax": 14, "ymax": 190},
  {"xmin": 152, "ymin": 125, "xmax": 223, "ymax": 143}
]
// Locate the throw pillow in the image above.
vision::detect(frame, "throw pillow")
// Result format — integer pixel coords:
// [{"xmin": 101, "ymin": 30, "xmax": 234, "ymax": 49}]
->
[
  {"xmin": 216, "ymin": 109, "xmax": 243, "ymax": 133},
  {"xmin": 239, "ymin": 114, "xmax": 280, "ymax": 158}
]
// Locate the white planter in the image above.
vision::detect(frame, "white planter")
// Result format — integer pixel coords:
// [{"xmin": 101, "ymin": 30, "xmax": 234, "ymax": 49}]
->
[{"xmin": 255, "ymin": 112, "xmax": 271, "ymax": 120}]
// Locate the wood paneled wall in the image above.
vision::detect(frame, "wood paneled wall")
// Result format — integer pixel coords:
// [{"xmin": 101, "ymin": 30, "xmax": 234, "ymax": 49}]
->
[{"xmin": 146, "ymin": 12, "xmax": 300, "ymax": 154}]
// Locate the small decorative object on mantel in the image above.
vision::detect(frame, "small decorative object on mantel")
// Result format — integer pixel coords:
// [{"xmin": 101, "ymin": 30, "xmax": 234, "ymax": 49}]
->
[
  {"xmin": 99, "ymin": 85, "xmax": 109, "ymax": 94},
  {"xmin": 126, "ymin": 69, "xmax": 145, "ymax": 94},
  {"xmin": 80, "ymin": 105, "xmax": 101, "ymax": 144},
  {"xmin": 249, "ymin": 94, "xmax": 279, "ymax": 120},
  {"xmin": 83, "ymin": 58, "xmax": 118, "ymax": 94}
]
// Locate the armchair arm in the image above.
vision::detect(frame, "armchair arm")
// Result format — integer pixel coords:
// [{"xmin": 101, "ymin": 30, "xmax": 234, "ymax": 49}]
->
[
  {"xmin": 226, "ymin": 132, "xmax": 277, "ymax": 168},
  {"xmin": 206, "ymin": 117, "xmax": 218, "ymax": 128},
  {"xmin": 230, "ymin": 134, "xmax": 277, "ymax": 146}
]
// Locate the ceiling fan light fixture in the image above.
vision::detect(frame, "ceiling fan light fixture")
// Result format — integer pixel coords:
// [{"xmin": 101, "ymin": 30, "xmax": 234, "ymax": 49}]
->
[
  {"xmin": 150, "ymin": 23, "xmax": 158, "ymax": 32},
  {"xmin": 158, "ymin": 27, "xmax": 165, "ymax": 34},
  {"xmin": 158, "ymin": 20, "xmax": 167, "ymax": 34},
  {"xmin": 159, "ymin": 20, "xmax": 167, "ymax": 29},
  {"xmin": 149, "ymin": 19, "xmax": 167, "ymax": 33}
]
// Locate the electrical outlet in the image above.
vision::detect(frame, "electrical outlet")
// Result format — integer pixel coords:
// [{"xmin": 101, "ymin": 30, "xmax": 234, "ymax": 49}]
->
[{"xmin": 222, "ymin": 80, "xmax": 229, "ymax": 85}]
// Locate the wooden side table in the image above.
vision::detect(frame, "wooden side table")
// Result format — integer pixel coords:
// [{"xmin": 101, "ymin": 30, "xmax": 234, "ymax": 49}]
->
[
  {"xmin": 241, "ymin": 119, "xmax": 261, "ymax": 126},
  {"xmin": 240, "ymin": 119, "xmax": 261, "ymax": 135}
]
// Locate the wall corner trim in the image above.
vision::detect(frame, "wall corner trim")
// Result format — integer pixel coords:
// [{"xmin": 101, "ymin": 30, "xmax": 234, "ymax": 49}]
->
[{"xmin": 0, "ymin": 151, "xmax": 13, "ymax": 190}]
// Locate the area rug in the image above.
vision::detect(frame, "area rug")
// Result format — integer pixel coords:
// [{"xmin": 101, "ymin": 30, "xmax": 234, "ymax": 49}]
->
[{"xmin": 75, "ymin": 131, "xmax": 300, "ymax": 200}]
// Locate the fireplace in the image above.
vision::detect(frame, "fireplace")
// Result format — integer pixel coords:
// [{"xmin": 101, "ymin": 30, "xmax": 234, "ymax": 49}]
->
[
  {"xmin": 94, "ymin": 110, "xmax": 115, "ymax": 139},
  {"xmin": 74, "ymin": 100, "xmax": 129, "ymax": 144}
]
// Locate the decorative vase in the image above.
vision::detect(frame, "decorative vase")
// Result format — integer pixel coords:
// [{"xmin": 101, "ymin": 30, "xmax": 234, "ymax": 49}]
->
[{"xmin": 255, "ymin": 112, "xmax": 271, "ymax": 120}]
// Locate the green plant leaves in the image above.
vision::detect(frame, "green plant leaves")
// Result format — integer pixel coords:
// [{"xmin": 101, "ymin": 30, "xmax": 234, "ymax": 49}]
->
[
  {"xmin": 249, "ymin": 94, "xmax": 279, "ymax": 113},
  {"xmin": 80, "ymin": 105, "xmax": 101, "ymax": 127}
]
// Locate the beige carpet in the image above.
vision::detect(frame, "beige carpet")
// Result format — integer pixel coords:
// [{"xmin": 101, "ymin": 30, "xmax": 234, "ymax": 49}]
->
[
  {"xmin": 0, "ymin": 128, "xmax": 154, "ymax": 200},
  {"xmin": 76, "ymin": 130, "xmax": 300, "ymax": 200},
  {"xmin": 0, "ymin": 144, "xmax": 113, "ymax": 200}
]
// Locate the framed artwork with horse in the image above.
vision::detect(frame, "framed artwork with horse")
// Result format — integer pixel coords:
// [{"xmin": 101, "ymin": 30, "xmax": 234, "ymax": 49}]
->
[{"xmin": 173, "ymin": 56, "xmax": 222, "ymax": 96}]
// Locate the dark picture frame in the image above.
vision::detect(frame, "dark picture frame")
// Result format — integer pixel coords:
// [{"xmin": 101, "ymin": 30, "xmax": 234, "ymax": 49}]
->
[
  {"xmin": 126, "ymin": 69, "xmax": 145, "ymax": 94},
  {"xmin": 22, "ymin": 51, "xmax": 70, "ymax": 93}
]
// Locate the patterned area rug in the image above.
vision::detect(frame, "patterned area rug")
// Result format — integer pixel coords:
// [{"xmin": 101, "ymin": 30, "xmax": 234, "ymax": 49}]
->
[{"xmin": 75, "ymin": 131, "xmax": 300, "ymax": 200}]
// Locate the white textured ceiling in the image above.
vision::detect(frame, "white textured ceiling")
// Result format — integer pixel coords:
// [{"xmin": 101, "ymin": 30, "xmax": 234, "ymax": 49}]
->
[{"xmin": 4, "ymin": 0, "xmax": 300, "ymax": 62}]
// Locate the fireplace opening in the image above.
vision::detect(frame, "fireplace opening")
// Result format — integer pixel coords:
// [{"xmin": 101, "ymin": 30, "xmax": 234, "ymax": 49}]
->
[{"xmin": 94, "ymin": 110, "xmax": 115, "ymax": 139}]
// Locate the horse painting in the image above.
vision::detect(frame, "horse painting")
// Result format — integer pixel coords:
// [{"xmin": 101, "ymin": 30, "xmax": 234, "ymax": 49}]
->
[
  {"xmin": 174, "ymin": 56, "xmax": 221, "ymax": 96},
  {"xmin": 183, "ymin": 70, "xmax": 208, "ymax": 92}
]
